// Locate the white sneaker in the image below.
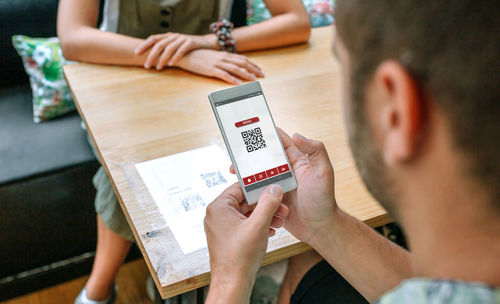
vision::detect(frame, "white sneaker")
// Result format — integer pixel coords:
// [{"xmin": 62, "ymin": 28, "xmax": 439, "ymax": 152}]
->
[{"xmin": 74, "ymin": 285, "xmax": 117, "ymax": 304}]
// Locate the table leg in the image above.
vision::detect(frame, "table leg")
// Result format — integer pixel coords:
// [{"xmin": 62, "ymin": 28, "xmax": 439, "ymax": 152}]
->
[
  {"xmin": 154, "ymin": 287, "xmax": 206, "ymax": 303},
  {"xmin": 196, "ymin": 286, "xmax": 205, "ymax": 303}
]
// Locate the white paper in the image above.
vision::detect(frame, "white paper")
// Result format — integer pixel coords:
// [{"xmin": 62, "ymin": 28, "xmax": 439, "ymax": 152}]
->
[{"xmin": 136, "ymin": 145, "xmax": 237, "ymax": 254}]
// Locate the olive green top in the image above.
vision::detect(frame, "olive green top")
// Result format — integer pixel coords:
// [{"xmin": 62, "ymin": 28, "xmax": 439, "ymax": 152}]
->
[{"xmin": 101, "ymin": 0, "xmax": 232, "ymax": 38}]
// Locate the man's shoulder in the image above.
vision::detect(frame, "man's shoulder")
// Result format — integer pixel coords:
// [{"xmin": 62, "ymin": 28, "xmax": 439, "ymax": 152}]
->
[{"xmin": 376, "ymin": 278, "xmax": 500, "ymax": 304}]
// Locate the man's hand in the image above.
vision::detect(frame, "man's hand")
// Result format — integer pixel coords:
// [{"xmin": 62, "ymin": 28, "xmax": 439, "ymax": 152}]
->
[
  {"xmin": 277, "ymin": 130, "xmax": 413, "ymax": 301},
  {"xmin": 135, "ymin": 33, "xmax": 217, "ymax": 69},
  {"xmin": 204, "ymin": 183, "xmax": 288, "ymax": 303},
  {"xmin": 174, "ymin": 49, "xmax": 264, "ymax": 85},
  {"xmin": 278, "ymin": 129, "xmax": 339, "ymax": 245},
  {"xmin": 227, "ymin": 129, "xmax": 338, "ymax": 245}
]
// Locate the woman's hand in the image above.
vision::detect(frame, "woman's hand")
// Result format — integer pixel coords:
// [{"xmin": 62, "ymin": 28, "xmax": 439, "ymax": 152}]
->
[
  {"xmin": 135, "ymin": 33, "xmax": 217, "ymax": 69},
  {"xmin": 174, "ymin": 49, "xmax": 265, "ymax": 84}
]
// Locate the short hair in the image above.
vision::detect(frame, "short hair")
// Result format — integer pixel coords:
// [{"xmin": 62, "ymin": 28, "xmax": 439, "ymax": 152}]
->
[{"xmin": 335, "ymin": 0, "xmax": 500, "ymax": 207}]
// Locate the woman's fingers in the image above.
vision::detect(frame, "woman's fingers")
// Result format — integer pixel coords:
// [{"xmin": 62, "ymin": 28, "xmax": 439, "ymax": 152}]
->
[
  {"xmin": 211, "ymin": 68, "xmax": 241, "ymax": 85},
  {"xmin": 216, "ymin": 62, "xmax": 257, "ymax": 81},
  {"xmin": 169, "ymin": 39, "xmax": 195, "ymax": 66},
  {"xmin": 135, "ymin": 35, "xmax": 161, "ymax": 55},
  {"xmin": 135, "ymin": 33, "xmax": 170, "ymax": 55},
  {"xmin": 174, "ymin": 49, "xmax": 266, "ymax": 85},
  {"xmin": 224, "ymin": 54, "xmax": 264, "ymax": 77},
  {"xmin": 156, "ymin": 38, "xmax": 185, "ymax": 69},
  {"xmin": 144, "ymin": 35, "xmax": 178, "ymax": 69}
]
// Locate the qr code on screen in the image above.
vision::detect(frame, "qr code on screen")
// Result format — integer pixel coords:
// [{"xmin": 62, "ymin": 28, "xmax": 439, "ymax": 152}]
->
[
  {"xmin": 241, "ymin": 127, "xmax": 267, "ymax": 153},
  {"xmin": 178, "ymin": 193, "xmax": 206, "ymax": 212},
  {"xmin": 200, "ymin": 171, "xmax": 227, "ymax": 188}
]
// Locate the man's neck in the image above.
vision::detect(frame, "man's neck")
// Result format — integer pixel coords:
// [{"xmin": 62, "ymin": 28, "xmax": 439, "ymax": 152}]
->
[
  {"xmin": 399, "ymin": 165, "xmax": 500, "ymax": 286},
  {"xmin": 408, "ymin": 215, "xmax": 500, "ymax": 286}
]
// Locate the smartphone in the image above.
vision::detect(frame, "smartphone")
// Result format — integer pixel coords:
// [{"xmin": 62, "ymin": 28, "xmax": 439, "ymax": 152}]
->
[{"xmin": 209, "ymin": 81, "xmax": 297, "ymax": 204}]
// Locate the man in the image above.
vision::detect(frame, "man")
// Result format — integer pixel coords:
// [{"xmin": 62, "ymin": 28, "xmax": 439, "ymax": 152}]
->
[{"xmin": 204, "ymin": 0, "xmax": 500, "ymax": 303}]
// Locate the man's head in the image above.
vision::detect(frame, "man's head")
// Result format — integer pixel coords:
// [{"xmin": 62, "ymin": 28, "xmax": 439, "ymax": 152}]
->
[{"xmin": 333, "ymin": 1, "xmax": 500, "ymax": 217}]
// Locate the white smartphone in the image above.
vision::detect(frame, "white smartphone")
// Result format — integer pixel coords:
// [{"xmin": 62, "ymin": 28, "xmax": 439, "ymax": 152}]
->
[{"xmin": 209, "ymin": 81, "xmax": 297, "ymax": 204}]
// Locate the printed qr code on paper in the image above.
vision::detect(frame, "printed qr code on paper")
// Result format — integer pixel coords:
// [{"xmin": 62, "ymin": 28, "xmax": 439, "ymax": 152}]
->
[
  {"xmin": 241, "ymin": 127, "xmax": 267, "ymax": 153},
  {"xmin": 200, "ymin": 171, "xmax": 227, "ymax": 188},
  {"xmin": 178, "ymin": 193, "xmax": 206, "ymax": 212}
]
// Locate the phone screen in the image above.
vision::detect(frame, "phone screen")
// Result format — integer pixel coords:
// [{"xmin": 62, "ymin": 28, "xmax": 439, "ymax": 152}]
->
[{"xmin": 214, "ymin": 91, "xmax": 293, "ymax": 192}]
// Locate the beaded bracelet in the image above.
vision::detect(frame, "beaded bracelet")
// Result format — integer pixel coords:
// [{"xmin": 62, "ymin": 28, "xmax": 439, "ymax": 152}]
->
[{"xmin": 209, "ymin": 19, "xmax": 236, "ymax": 53}]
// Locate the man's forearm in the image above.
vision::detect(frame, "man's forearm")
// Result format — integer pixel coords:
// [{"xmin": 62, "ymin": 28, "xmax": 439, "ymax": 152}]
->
[{"xmin": 310, "ymin": 209, "xmax": 413, "ymax": 302}]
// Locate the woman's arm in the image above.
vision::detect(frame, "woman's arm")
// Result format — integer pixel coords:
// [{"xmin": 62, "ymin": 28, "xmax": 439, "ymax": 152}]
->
[
  {"xmin": 232, "ymin": 0, "xmax": 311, "ymax": 51},
  {"xmin": 136, "ymin": 0, "xmax": 311, "ymax": 67},
  {"xmin": 57, "ymin": 0, "xmax": 147, "ymax": 65},
  {"xmin": 57, "ymin": 0, "xmax": 262, "ymax": 84}
]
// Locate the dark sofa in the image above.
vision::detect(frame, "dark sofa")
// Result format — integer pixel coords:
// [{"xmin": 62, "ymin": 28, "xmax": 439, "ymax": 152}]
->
[
  {"xmin": 0, "ymin": 0, "xmax": 102, "ymax": 300},
  {"xmin": 0, "ymin": 0, "xmax": 250, "ymax": 300}
]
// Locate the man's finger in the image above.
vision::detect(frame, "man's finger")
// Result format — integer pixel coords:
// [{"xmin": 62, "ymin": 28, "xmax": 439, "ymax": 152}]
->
[
  {"xmin": 204, "ymin": 183, "xmax": 246, "ymax": 233},
  {"xmin": 221, "ymin": 182, "xmax": 245, "ymax": 209},
  {"xmin": 270, "ymin": 216, "xmax": 283, "ymax": 229},
  {"xmin": 268, "ymin": 228, "xmax": 276, "ymax": 237},
  {"xmin": 249, "ymin": 185, "xmax": 283, "ymax": 229},
  {"xmin": 208, "ymin": 182, "xmax": 245, "ymax": 212},
  {"xmin": 278, "ymin": 128, "xmax": 309, "ymax": 169},
  {"xmin": 275, "ymin": 204, "xmax": 289, "ymax": 218},
  {"xmin": 292, "ymin": 133, "xmax": 332, "ymax": 168},
  {"xmin": 238, "ymin": 200, "xmax": 253, "ymax": 215}
]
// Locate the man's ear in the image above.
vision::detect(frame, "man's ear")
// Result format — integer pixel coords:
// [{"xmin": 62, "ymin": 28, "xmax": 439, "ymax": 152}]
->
[{"xmin": 373, "ymin": 60, "xmax": 425, "ymax": 166}]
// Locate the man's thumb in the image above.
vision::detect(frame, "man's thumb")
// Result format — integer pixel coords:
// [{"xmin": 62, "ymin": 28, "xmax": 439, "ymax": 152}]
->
[{"xmin": 249, "ymin": 185, "xmax": 283, "ymax": 229}]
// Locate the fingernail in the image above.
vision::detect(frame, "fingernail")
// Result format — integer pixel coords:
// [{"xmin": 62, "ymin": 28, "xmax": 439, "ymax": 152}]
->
[
  {"xmin": 295, "ymin": 133, "xmax": 307, "ymax": 141},
  {"xmin": 269, "ymin": 185, "xmax": 282, "ymax": 197}
]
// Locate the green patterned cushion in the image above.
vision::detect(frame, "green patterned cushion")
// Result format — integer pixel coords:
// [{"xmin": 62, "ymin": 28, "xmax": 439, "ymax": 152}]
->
[{"xmin": 12, "ymin": 35, "xmax": 75, "ymax": 123}]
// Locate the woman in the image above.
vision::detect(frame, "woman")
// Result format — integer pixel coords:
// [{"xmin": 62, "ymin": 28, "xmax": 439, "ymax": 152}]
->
[{"xmin": 58, "ymin": 0, "xmax": 310, "ymax": 302}]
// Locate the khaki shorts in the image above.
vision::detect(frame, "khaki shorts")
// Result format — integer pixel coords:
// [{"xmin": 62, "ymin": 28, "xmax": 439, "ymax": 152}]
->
[
  {"xmin": 93, "ymin": 166, "xmax": 135, "ymax": 242},
  {"xmin": 87, "ymin": 133, "xmax": 134, "ymax": 242}
]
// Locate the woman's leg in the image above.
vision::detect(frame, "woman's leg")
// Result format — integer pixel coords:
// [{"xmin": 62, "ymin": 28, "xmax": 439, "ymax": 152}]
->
[{"xmin": 84, "ymin": 215, "xmax": 132, "ymax": 301}]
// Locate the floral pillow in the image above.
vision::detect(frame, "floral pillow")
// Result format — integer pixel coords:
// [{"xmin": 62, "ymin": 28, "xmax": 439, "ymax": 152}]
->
[
  {"xmin": 12, "ymin": 35, "xmax": 75, "ymax": 123},
  {"xmin": 247, "ymin": 0, "xmax": 335, "ymax": 28}
]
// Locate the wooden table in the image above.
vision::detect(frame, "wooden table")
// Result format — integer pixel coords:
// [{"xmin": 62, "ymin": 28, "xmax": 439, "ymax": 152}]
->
[{"xmin": 63, "ymin": 26, "xmax": 390, "ymax": 299}]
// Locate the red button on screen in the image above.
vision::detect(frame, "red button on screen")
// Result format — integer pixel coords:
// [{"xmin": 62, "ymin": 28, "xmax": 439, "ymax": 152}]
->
[
  {"xmin": 255, "ymin": 171, "xmax": 267, "ymax": 181},
  {"xmin": 235, "ymin": 117, "xmax": 260, "ymax": 128},
  {"xmin": 277, "ymin": 164, "xmax": 290, "ymax": 174},
  {"xmin": 266, "ymin": 168, "xmax": 278, "ymax": 178},
  {"xmin": 243, "ymin": 175, "xmax": 256, "ymax": 185}
]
